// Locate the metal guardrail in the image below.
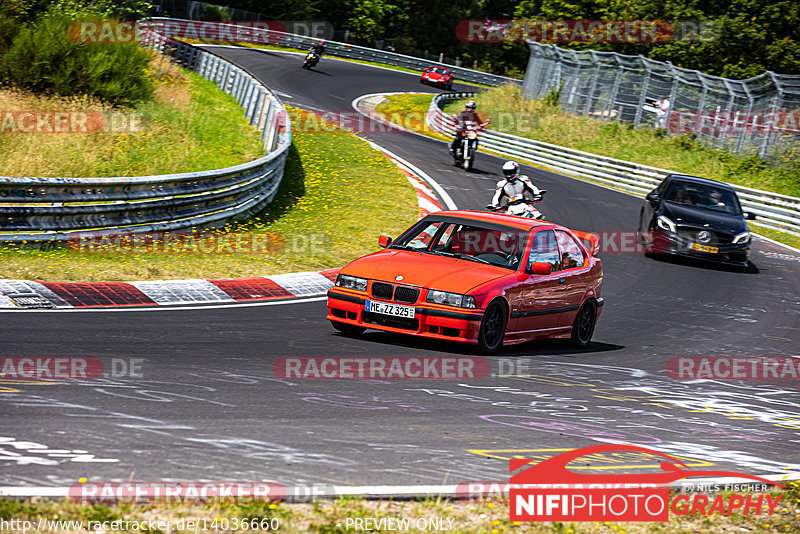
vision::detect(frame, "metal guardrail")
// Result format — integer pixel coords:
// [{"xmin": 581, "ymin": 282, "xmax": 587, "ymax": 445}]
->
[
  {"xmin": 0, "ymin": 33, "xmax": 292, "ymax": 242},
  {"xmin": 426, "ymin": 92, "xmax": 800, "ymax": 236},
  {"xmin": 145, "ymin": 18, "xmax": 522, "ymax": 88}
]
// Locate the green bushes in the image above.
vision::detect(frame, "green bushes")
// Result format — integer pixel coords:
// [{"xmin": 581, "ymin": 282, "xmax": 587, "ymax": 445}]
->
[{"xmin": 1, "ymin": 7, "xmax": 153, "ymax": 106}]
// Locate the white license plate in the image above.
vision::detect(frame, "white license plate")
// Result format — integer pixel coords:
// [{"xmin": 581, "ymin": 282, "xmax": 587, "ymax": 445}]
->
[{"xmin": 366, "ymin": 300, "xmax": 415, "ymax": 319}]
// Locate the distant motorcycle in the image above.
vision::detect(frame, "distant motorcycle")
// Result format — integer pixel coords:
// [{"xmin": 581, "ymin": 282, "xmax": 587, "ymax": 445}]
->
[
  {"xmin": 303, "ymin": 52, "xmax": 320, "ymax": 69},
  {"xmin": 452, "ymin": 119, "xmax": 489, "ymax": 171},
  {"xmin": 486, "ymin": 191, "xmax": 547, "ymax": 220}
]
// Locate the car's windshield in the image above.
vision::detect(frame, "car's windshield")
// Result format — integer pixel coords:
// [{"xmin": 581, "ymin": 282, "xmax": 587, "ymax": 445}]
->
[
  {"xmin": 390, "ymin": 220, "xmax": 528, "ymax": 270},
  {"xmin": 664, "ymin": 182, "xmax": 742, "ymax": 215},
  {"xmin": 430, "ymin": 67, "xmax": 449, "ymax": 74}
]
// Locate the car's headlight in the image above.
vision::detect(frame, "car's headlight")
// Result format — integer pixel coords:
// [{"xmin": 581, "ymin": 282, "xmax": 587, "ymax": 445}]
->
[
  {"xmin": 335, "ymin": 274, "xmax": 367, "ymax": 291},
  {"xmin": 732, "ymin": 231, "xmax": 751, "ymax": 244},
  {"xmin": 426, "ymin": 290, "xmax": 476, "ymax": 308},
  {"xmin": 656, "ymin": 215, "xmax": 676, "ymax": 233}
]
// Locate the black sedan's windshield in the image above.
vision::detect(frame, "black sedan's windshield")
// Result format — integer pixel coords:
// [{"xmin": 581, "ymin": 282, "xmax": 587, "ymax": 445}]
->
[{"xmin": 665, "ymin": 182, "xmax": 742, "ymax": 215}]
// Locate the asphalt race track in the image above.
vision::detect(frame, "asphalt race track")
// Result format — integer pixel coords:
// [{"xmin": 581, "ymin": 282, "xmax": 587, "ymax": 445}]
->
[{"xmin": 2, "ymin": 47, "xmax": 800, "ymax": 491}]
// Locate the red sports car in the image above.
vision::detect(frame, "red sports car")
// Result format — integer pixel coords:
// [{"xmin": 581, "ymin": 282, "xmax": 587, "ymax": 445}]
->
[
  {"xmin": 420, "ymin": 66, "xmax": 454, "ymax": 90},
  {"xmin": 326, "ymin": 211, "xmax": 603, "ymax": 353}
]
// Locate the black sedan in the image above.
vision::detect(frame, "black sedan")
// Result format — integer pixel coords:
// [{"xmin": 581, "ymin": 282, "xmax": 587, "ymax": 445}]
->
[{"xmin": 637, "ymin": 174, "xmax": 756, "ymax": 266}]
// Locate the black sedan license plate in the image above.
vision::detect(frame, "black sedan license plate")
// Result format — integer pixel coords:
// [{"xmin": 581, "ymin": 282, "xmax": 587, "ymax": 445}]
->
[{"xmin": 688, "ymin": 243, "xmax": 719, "ymax": 253}]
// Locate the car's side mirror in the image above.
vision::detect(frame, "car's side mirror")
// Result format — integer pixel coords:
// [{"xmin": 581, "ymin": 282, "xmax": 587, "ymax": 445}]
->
[
  {"xmin": 378, "ymin": 235, "xmax": 392, "ymax": 248},
  {"xmin": 527, "ymin": 262, "xmax": 552, "ymax": 275},
  {"xmin": 745, "ymin": 212, "xmax": 757, "ymax": 220},
  {"xmin": 646, "ymin": 191, "xmax": 660, "ymax": 203}
]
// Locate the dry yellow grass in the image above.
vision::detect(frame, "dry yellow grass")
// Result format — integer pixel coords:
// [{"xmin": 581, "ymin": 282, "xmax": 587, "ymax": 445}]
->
[{"xmin": 0, "ymin": 53, "xmax": 261, "ymax": 177}]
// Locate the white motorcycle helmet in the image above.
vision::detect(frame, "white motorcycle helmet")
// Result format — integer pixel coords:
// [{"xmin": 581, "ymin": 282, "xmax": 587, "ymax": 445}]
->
[{"xmin": 502, "ymin": 160, "xmax": 520, "ymax": 182}]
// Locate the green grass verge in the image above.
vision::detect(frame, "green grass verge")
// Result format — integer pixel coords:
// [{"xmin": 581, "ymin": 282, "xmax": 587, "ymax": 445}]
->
[
  {"xmin": 0, "ymin": 54, "xmax": 263, "ymax": 177},
  {"xmin": 1, "ymin": 483, "xmax": 799, "ymax": 533},
  {"xmin": 374, "ymin": 93, "xmax": 451, "ymax": 142},
  {"xmin": 0, "ymin": 107, "xmax": 417, "ymax": 281}
]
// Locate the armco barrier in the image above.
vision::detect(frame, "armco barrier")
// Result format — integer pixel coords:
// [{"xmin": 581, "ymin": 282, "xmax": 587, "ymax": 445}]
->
[
  {"xmin": 426, "ymin": 92, "xmax": 800, "ymax": 236},
  {"xmin": 144, "ymin": 18, "xmax": 521, "ymax": 88},
  {"xmin": 0, "ymin": 34, "xmax": 291, "ymax": 242}
]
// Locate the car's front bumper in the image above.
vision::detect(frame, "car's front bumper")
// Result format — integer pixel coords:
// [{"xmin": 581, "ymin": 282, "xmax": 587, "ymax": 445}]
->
[
  {"xmin": 655, "ymin": 232, "xmax": 751, "ymax": 265},
  {"xmin": 422, "ymin": 77, "xmax": 450, "ymax": 87},
  {"xmin": 327, "ymin": 289, "xmax": 484, "ymax": 344}
]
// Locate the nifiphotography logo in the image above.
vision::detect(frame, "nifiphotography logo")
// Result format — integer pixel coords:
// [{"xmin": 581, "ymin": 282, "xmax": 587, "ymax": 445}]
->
[{"xmin": 509, "ymin": 444, "xmax": 784, "ymax": 522}]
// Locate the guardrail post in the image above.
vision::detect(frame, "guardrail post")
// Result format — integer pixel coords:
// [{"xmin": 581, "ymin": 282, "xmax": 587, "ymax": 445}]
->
[
  {"xmin": 259, "ymin": 98, "xmax": 272, "ymax": 140},
  {"xmin": 242, "ymin": 80, "xmax": 256, "ymax": 111},
  {"xmin": 249, "ymin": 89, "xmax": 265, "ymax": 125},
  {"xmin": 230, "ymin": 71, "xmax": 240, "ymax": 99}
]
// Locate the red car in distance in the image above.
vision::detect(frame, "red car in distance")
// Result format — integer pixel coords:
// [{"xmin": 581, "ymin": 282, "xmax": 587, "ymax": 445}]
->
[
  {"xmin": 326, "ymin": 211, "xmax": 603, "ymax": 353},
  {"xmin": 420, "ymin": 66, "xmax": 454, "ymax": 90}
]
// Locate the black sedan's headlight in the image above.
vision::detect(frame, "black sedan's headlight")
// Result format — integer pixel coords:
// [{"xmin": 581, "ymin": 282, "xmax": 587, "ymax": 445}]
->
[
  {"xmin": 656, "ymin": 215, "xmax": 677, "ymax": 233},
  {"xmin": 732, "ymin": 231, "xmax": 750, "ymax": 244}
]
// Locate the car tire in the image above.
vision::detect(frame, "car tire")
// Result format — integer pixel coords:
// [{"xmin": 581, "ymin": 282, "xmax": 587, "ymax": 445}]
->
[
  {"xmin": 477, "ymin": 299, "xmax": 507, "ymax": 354},
  {"xmin": 570, "ymin": 299, "xmax": 597, "ymax": 348},
  {"xmin": 330, "ymin": 321, "xmax": 366, "ymax": 337}
]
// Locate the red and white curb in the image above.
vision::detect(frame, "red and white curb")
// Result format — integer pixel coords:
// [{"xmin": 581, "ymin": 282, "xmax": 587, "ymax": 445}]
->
[{"xmin": 0, "ymin": 270, "xmax": 340, "ymax": 309}]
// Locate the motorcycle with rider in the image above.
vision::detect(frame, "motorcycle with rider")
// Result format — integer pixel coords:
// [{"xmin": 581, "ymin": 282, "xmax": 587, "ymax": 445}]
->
[
  {"xmin": 303, "ymin": 41, "xmax": 326, "ymax": 69},
  {"xmin": 486, "ymin": 161, "xmax": 547, "ymax": 220},
  {"xmin": 449, "ymin": 100, "xmax": 490, "ymax": 170}
]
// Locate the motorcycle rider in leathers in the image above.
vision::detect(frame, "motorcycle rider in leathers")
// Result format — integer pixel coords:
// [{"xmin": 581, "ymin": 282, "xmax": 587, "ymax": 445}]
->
[{"xmin": 490, "ymin": 161, "xmax": 542, "ymax": 209}]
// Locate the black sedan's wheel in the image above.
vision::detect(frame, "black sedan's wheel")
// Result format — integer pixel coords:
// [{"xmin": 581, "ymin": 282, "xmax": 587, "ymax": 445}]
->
[
  {"xmin": 570, "ymin": 299, "xmax": 597, "ymax": 348},
  {"xmin": 478, "ymin": 299, "xmax": 507, "ymax": 354},
  {"xmin": 330, "ymin": 321, "xmax": 366, "ymax": 337}
]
